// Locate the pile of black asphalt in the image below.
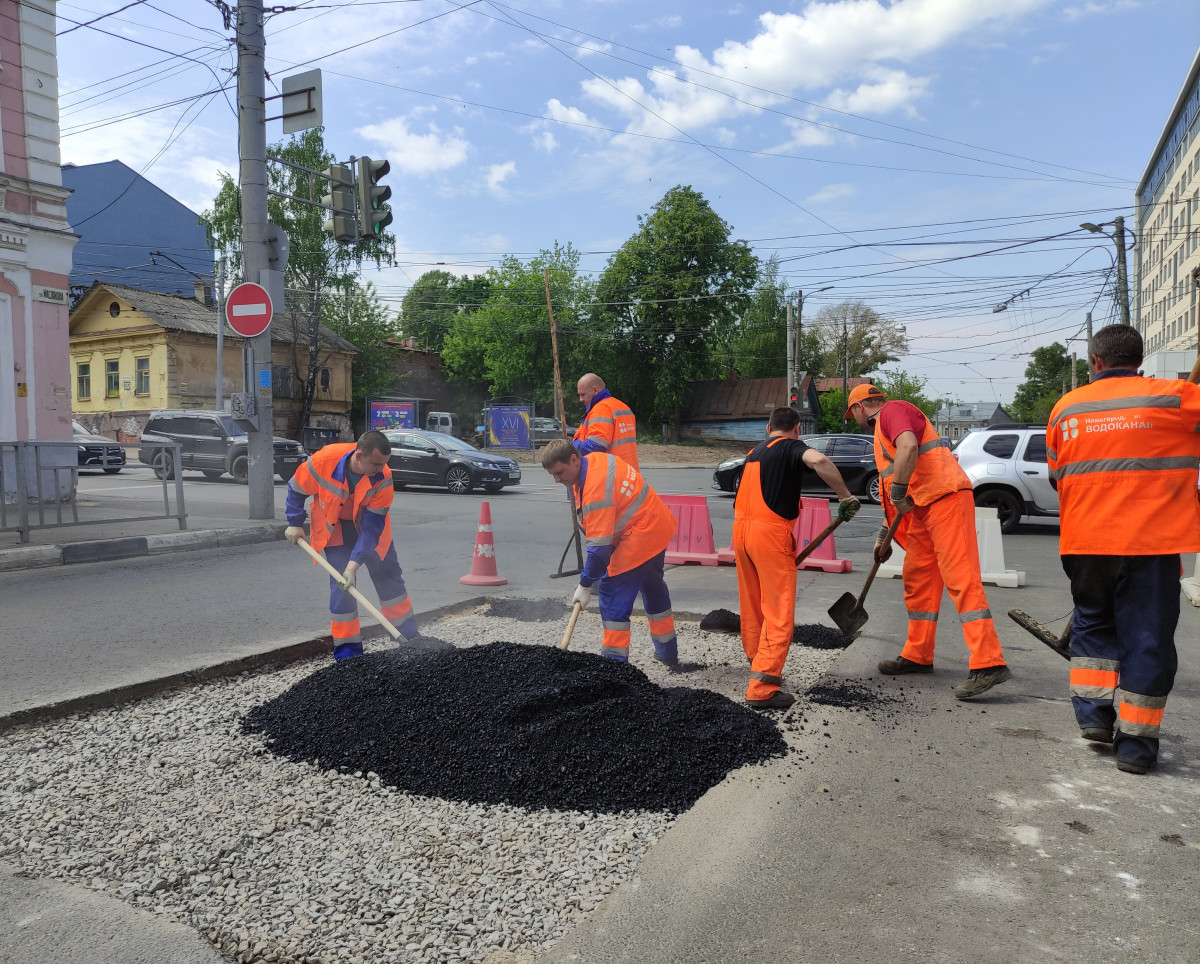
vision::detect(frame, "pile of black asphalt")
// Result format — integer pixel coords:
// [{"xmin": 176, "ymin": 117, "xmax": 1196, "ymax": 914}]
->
[
  {"xmin": 244, "ymin": 641, "xmax": 787, "ymax": 814},
  {"xmin": 699, "ymin": 610, "xmax": 854, "ymax": 650}
]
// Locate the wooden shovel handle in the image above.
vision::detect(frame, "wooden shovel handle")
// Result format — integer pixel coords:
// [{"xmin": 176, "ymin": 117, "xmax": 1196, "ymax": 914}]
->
[
  {"xmin": 857, "ymin": 513, "xmax": 905, "ymax": 605},
  {"xmin": 296, "ymin": 537, "xmax": 402, "ymax": 641},
  {"xmin": 795, "ymin": 516, "xmax": 842, "ymax": 568},
  {"xmin": 559, "ymin": 600, "xmax": 583, "ymax": 651}
]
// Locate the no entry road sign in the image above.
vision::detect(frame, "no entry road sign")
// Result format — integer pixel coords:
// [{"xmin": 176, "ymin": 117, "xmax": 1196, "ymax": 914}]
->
[{"xmin": 225, "ymin": 282, "xmax": 273, "ymax": 338}]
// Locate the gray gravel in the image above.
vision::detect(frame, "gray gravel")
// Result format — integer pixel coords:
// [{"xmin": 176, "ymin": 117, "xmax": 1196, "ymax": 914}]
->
[{"xmin": 0, "ymin": 602, "xmax": 838, "ymax": 963}]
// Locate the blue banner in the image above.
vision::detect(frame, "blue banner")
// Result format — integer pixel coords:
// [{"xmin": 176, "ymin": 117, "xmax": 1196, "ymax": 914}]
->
[
  {"xmin": 487, "ymin": 406, "xmax": 531, "ymax": 448},
  {"xmin": 369, "ymin": 401, "xmax": 414, "ymax": 430}
]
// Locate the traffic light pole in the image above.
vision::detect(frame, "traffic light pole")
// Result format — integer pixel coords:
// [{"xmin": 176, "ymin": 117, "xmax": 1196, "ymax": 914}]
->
[{"xmin": 238, "ymin": 0, "xmax": 275, "ymax": 519}]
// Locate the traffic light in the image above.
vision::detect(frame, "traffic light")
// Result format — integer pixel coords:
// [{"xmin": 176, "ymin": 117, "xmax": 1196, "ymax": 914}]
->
[
  {"xmin": 321, "ymin": 164, "xmax": 357, "ymax": 243},
  {"xmin": 356, "ymin": 156, "xmax": 393, "ymax": 239},
  {"xmin": 789, "ymin": 385, "xmax": 801, "ymax": 411}
]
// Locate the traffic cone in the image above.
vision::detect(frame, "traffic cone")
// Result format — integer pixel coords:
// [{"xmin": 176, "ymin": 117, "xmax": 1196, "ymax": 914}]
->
[{"xmin": 460, "ymin": 501, "xmax": 508, "ymax": 586}]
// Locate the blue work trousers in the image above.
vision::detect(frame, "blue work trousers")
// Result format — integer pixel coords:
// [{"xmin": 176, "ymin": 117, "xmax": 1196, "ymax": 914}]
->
[
  {"xmin": 596, "ymin": 550, "xmax": 677, "ymax": 663},
  {"xmin": 1063, "ymin": 553, "xmax": 1180, "ymax": 768},
  {"xmin": 324, "ymin": 519, "xmax": 418, "ymax": 660}
]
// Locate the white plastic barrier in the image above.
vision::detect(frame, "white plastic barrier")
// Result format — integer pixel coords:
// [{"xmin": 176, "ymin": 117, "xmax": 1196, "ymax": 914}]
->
[
  {"xmin": 1182, "ymin": 556, "xmax": 1200, "ymax": 607},
  {"xmin": 877, "ymin": 506, "xmax": 1026, "ymax": 588}
]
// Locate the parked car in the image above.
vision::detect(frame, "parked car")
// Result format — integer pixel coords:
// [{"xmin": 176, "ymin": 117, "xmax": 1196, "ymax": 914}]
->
[
  {"xmin": 952, "ymin": 424, "xmax": 1059, "ymax": 533},
  {"xmin": 383, "ymin": 429, "xmax": 521, "ymax": 494},
  {"xmin": 73, "ymin": 420, "xmax": 125, "ymax": 474},
  {"xmin": 531, "ymin": 417, "xmax": 575, "ymax": 444},
  {"xmin": 425, "ymin": 411, "xmax": 464, "ymax": 438},
  {"xmin": 137, "ymin": 410, "xmax": 307, "ymax": 483},
  {"xmin": 712, "ymin": 433, "xmax": 882, "ymax": 504}
]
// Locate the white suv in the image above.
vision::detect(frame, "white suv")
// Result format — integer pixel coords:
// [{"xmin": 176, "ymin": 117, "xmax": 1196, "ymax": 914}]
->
[{"xmin": 952, "ymin": 425, "xmax": 1059, "ymax": 534}]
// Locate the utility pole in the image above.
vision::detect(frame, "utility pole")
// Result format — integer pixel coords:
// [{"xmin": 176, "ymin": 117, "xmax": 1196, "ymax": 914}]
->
[
  {"xmin": 785, "ymin": 300, "xmax": 795, "ymax": 398},
  {"xmin": 215, "ymin": 257, "xmax": 225, "ymax": 411},
  {"xmin": 842, "ymin": 316, "xmax": 849, "ymax": 429},
  {"xmin": 1114, "ymin": 215, "xmax": 1132, "ymax": 326},
  {"xmin": 238, "ymin": 0, "xmax": 275, "ymax": 519},
  {"xmin": 1086, "ymin": 312, "xmax": 1094, "ymax": 377},
  {"xmin": 1071, "ymin": 351, "xmax": 1077, "ymax": 391}
]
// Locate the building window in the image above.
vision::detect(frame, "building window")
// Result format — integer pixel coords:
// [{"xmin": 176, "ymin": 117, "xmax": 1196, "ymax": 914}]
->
[
  {"xmin": 77, "ymin": 363, "xmax": 91, "ymax": 400},
  {"xmin": 272, "ymin": 365, "xmax": 293, "ymax": 399},
  {"xmin": 135, "ymin": 357, "xmax": 150, "ymax": 395},
  {"xmin": 105, "ymin": 360, "xmax": 120, "ymax": 397}
]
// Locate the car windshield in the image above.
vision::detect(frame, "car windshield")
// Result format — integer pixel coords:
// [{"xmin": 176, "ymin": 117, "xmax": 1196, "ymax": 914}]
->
[
  {"xmin": 424, "ymin": 431, "xmax": 478, "ymax": 452},
  {"xmin": 72, "ymin": 420, "xmax": 89, "ymax": 435}
]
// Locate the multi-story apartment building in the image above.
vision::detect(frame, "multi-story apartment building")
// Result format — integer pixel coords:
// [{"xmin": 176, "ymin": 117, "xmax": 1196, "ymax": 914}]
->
[{"xmin": 1135, "ymin": 47, "xmax": 1200, "ymax": 378}]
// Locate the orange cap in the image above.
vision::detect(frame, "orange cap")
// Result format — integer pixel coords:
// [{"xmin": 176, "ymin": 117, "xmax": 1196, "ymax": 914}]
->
[{"xmin": 845, "ymin": 384, "xmax": 887, "ymax": 418}]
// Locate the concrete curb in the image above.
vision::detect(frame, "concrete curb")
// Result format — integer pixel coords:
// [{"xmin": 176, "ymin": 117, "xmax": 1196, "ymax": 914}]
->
[
  {"xmin": 0, "ymin": 525, "xmax": 287, "ymax": 571},
  {"xmin": 0, "ymin": 595, "xmax": 490, "ymax": 736}
]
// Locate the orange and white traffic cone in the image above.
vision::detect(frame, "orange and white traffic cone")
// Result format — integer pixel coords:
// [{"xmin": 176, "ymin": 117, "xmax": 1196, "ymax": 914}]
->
[{"xmin": 460, "ymin": 501, "xmax": 508, "ymax": 586}]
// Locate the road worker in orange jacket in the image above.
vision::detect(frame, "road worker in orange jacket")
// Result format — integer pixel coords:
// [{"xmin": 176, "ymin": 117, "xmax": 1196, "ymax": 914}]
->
[
  {"xmin": 1047, "ymin": 324, "xmax": 1200, "ymax": 774},
  {"xmin": 847, "ymin": 384, "xmax": 1012, "ymax": 699},
  {"xmin": 284, "ymin": 431, "xmax": 418, "ymax": 660},
  {"xmin": 541, "ymin": 439, "xmax": 678, "ymax": 665},
  {"xmin": 572, "ymin": 373, "xmax": 639, "ymax": 471},
  {"xmin": 733, "ymin": 407, "xmax": 861, "ymax": 709}
]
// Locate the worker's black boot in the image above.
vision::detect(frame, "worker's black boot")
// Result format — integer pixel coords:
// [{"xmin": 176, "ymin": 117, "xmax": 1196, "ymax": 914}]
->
[
  {"xmin": 878, "ymin": 656, "xmax": 933, "ymax": 675},
  {"xmin": 746, "ymin": 690, "xmax": 795, "ymax": 710}
]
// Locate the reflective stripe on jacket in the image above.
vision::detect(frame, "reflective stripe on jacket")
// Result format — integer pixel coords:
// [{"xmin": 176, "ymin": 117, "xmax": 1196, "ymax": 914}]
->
[
  {"xmin": 286, "ymin": 443, "xmax": 394, "ymax": 558},
  {"xmin": 1047, "ymin": 374, "xmax": 1200, "ymax": 555},
  {"xmin": 575, "ymin": 453, "xmax": 674, "ymax": 579},
  {"xmin": 873, "ymin": 399, "xmax": 970, "ymax": 509},
  {"xmin": 573, "ymin": 391, "xmax": 639, "ymax": 470}
]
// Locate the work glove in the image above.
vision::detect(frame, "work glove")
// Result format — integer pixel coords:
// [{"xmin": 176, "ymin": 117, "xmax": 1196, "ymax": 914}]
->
[
  {"xmin": 284, "ymin": 525, "xmax": 305, "ymax": 546},
  {"xmin": 837, "ymin": 496, "xmax": 861, "ymax": 523},
  {"xmin": 873, "ymin": 524, "xmax": 893, "ymax": 565},
  {"xmin": 889, "ymin": 482, "xmax": 915, "ymax": 518},
  {"xmin": 572, "ymin": 584, "xmax": 592, "ymax": 609},
  {"xmin": 336, "ymin": 566, "xmax": 358, "ymax": 591}
]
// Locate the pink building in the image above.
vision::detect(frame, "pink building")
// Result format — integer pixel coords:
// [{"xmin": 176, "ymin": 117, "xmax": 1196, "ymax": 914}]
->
[{"xmin": 0, "ymin": 0, "xmax": 76, "ymax": 448}]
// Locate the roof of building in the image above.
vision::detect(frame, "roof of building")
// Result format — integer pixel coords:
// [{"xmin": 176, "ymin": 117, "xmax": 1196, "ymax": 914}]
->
[
  {"xmin": 682, "ymin": 373, "xmax": 816, "ymax": 422},
  {"xmin": 76, "ymin": 282, "xmax": 358, "ymax": 353}
]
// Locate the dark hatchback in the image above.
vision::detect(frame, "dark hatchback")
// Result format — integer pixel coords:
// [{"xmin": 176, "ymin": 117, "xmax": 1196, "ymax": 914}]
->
[
  {"xmin": 712, "ymin": 433, "xmax": 881, "ymax": 504},
  {"xmin": 383, "ymin": 429, "xmax": 521, "ymax": 494},
  {"xmin": 73, "ymin": 420, "xmax": 126, "ymax": 474}
]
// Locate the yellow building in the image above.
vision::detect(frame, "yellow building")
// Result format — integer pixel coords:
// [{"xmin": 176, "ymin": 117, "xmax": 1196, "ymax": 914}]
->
[{"xmin": 69, "ymin": 282, "xmax": 357, "ymax": 443}]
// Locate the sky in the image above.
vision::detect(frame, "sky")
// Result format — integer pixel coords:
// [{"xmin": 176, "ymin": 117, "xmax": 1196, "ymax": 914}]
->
[{"xmin": 54, "ymin": 0, "xmax": 1200, "ymax": 406}]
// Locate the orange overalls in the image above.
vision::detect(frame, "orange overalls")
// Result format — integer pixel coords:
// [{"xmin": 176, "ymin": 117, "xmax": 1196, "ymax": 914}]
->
[
  {"xmin": 875, "ymin": 403, "xmax": 1006, "ymax": 670},
  {"xmin": 573, "ymin": 392, "xmax": 639, "ymax": 471},
  {"xmin": 732, "ymin": 437, "xmax": 799, "ymax": 702}
]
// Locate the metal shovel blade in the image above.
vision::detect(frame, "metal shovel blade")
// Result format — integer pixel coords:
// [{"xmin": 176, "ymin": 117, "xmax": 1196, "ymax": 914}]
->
[
  {"xmin": 828, "ymin": 591, "xmax": 868, "ymax": 638},
  {"xmin": 1008, "ymin": 609, "xmax": 1071, "ymax": 660}
]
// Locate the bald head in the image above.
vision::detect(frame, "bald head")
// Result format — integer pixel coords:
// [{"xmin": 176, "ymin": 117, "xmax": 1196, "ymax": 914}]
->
[{"xmin": 577, "ymin": 373, "xmax": 606, "ymax": 408}]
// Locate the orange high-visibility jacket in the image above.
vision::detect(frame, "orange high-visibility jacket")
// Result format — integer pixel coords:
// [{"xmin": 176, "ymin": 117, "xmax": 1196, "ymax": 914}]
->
[
  {"xmin": 287, "ymin": 443, "xmax": 394, "ymax": 557},
  {"xmin": 1047, "ymin": 373, "xmax": 1200, "ymax": 555},
  {"xmin": 873, "ymin": 399, "xmax": 971, "ymax": 508},
  {"xmin": 575, "ymin": 453, "xmax": 675, "ymax": 577},
  {"xmin": 574, "ymin": 393, "xmax": 639, "ymax": 470}
]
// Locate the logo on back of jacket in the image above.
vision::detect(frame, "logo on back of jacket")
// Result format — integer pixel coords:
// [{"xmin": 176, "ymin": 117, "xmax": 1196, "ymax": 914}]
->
[{"xmin": 1061, "ymin": 414, "xmax": 1154, "ymax": 441}]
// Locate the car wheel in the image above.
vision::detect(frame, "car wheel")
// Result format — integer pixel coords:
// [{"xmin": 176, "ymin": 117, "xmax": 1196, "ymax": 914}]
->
[
  {"xmin": 231, "ymin": 454, "xmax": 249, "ymax": 485},
  {"xmin": 976, "ymin": 488, "xmax": 1022, "ymax": 534},
  {"xmin": 103, "ymin": 466, "xmax": 122, "ymax": 475},
  {"xmin": 733, "ymin": 469, "xmax": 742, "ymax": 493},
  {"xmin": 202, "ymin": 469, "xmax": 224, "ymax": 480},
  {"xmin": 445, "ymin": 466, "xmax": 473, "ymax": 494},
  {"xmin": 152, "ymin": 452, "xmax": 176, "ymax": 480},
  {"xmin": 864, "ymin": 473, "xmax": 881, "ymax": 505}
]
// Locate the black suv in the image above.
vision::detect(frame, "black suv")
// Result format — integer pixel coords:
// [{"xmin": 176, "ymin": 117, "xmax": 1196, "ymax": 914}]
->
[{"xmin": 137, "ymin": 410, "xmax": 307, "ymax": 483}]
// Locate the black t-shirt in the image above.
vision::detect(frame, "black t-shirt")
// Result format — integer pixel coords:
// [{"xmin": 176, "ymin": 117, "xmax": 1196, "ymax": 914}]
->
[{"xmin": 742, "ymin": 436, "xmax": 811, "ymax": 520}]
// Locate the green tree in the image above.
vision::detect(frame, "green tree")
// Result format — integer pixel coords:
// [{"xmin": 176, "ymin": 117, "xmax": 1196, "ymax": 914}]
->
[
  {"xmin": 877, "ymin": 369, "xmax": 937, "ymax": 418},
  {"xmin": 811, "ymin": 301, "xmax": 908, "ymax": 378},
  {"xmin": 1009, "ymin": 344, "xmax": 1090, "ymax": 424},
  {"xmin": 728, "ymin": 256, "xmax": 786, "ymax": 379},
  {"xmin": 321, "ymin": 281, "xmax": 400, "ymax": 425},
  {"xmin": 816, "ymin": 387, "xmax": 849, "ymax": 434},
  {"xmin": 399, "ymin": 271, "xmax": 492, "ymax": 352},
  {"xmin": 441, "ymin": 244, "xmax": 593, "ymax": 412},
  {"xmin": 591, "ymin": 185, "xmax": 758, "ymax": 427},
  {"xmin": 199, "ymin": 128, "xmax": 395, "ymax": 432}
]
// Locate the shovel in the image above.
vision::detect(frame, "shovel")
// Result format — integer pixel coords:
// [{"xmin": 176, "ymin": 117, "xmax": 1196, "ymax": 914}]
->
[
  {"xmin": 1008, "ymin": 609, "xmax": 1072, "ymax": 660},
  {"xmin": 295, "ymin": 537, "xmax": 404, "ymax": 641},
  {"xmin": 827, "ymin": 514, "xmax": 903, "ymax": 638},
  {"xmin": 559, "ymin": 601, "xmax": 583, "ymax": 651}
]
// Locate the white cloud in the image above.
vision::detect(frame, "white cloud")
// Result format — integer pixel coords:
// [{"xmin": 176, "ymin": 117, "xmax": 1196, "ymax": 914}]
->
[
  {"xmin": 824, "ymin": 67, "xmax": 930, "ymax": 118},
  {"xmin": 807, "ymin": 183, "xmax": 856, "ymax": 203},
  {"xmin": 577, "ymin": 40, "xmax": 613, "ymax": 58},
  {"xmin": 486, "ymin": 161, "xmax": 516, "ymax": 191},
  {"xmin": 357, "ymin": 117, "xmax": 471, "ymax": 175},
  {"xmin": 534, "ymin": 131, "xmax": 557, "ymax": 152},
  {"xmin": 1063, "ymin": 1, "xmax": 1139, "ymax": 21},
  {"xmin": 545, "ymin": 98, "xmax": 604, "ymax": 134}
]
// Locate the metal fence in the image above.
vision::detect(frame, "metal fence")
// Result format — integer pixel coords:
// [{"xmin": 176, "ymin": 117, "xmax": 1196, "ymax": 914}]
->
[{"xmin": 0, "ymin": 439, "xmax": 187, "ymax": 544}]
